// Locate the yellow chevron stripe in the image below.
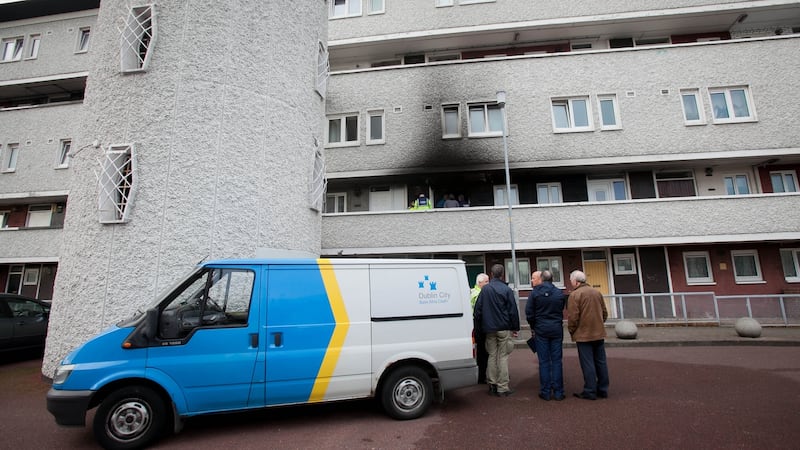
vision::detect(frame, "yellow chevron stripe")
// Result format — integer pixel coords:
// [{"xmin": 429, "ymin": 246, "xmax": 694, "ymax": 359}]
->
[{"xmin": 309, "ymin": 259, "xmax": 350, "ymax": 402}]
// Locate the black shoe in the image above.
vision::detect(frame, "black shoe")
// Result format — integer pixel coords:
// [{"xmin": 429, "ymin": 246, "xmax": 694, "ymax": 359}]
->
[
  {"xmin": 553, "ymin": 394, "xmax": 565, "ymax": 401},
  {"xmin": 597, "ymin": 392, "xmax": 608, "ymax": 399},
  {"xmin": 488, "ymin": 384, "xmax": 497, "ymax": 395},
  {"xmin": 496, "ymin": 389, "xmax": 514, "ymax": 397},
  {"xmin": 538, "ymin": 393, "xmax": 550, "ymax": 401},
  {"xmin": 573, "ymin": 392, "xmax": 597, "ymax": 400}
]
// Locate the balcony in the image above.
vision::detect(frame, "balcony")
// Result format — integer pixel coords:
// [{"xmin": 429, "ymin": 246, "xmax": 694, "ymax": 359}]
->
[{"xmin": 321, "ymin": 193, "xmax": 800, "ymax": 255}]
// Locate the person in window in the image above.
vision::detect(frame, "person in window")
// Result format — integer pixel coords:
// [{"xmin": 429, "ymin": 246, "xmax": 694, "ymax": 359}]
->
[
  {"xmin": 526, "ymin": 270, "xmax": 566, "ymax": 401},
  {"xmin": 410, "ymin": 193, "xmax": 433, "ymax": 210},
  {"xmin": 444, "ymin": 194, "xmax": 460, "ymax": 208}
]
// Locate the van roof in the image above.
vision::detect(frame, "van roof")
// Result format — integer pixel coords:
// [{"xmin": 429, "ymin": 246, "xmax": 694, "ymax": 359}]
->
[{"xmin": 202, "ymin": 258, "xmax": 465, "ymax": 266}]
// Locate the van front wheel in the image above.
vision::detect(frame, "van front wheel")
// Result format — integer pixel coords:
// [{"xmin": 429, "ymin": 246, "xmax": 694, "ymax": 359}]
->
[
  {"xmin": 93, "ymin": 385, "xmax": 166, "ymax": 450},
  {"xmin": 381, "ymin": 366, "xmax": 433, "ymax": 420}
]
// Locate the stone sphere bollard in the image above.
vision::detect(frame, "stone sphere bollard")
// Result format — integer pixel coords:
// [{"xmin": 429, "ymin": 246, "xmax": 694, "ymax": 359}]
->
[
  {"xmin": 615, "ymin": 320, "xmax": 638, "ymax": 339},
  {"xmin": 735, "ymin": 317, "xmax": 762, "ymax": 338}
]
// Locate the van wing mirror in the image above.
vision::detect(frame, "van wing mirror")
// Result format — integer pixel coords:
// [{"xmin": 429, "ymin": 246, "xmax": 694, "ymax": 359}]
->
[{"xmin": 143, "ymin": 308, "xmax": 159, "ymax": 340}]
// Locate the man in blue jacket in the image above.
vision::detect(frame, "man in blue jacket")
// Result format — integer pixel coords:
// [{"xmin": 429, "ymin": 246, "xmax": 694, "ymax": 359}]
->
[
  {"xmin": 474, "ymin": 264, "xmax": 520, "ymax": 397},
  {"xmin": 526, "ymin": 270, "xmax": 566, "ymax": 401}
]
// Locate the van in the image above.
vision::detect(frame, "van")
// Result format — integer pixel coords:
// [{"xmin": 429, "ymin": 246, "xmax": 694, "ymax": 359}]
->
[{"xmin": 46, "ymin": 258, "xmax": 477, "ymax": 449}]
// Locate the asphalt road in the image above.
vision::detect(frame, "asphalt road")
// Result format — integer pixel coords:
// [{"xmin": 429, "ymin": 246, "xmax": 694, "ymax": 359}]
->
[{"xmin": 2, "ymin": 345, "xmax": 800, "ymax": 449}]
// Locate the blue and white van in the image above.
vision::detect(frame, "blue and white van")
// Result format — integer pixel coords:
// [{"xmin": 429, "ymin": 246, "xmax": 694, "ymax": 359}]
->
[{"xmin": 47, "ymin": 258, "xmax": 477, "ymax": 449}]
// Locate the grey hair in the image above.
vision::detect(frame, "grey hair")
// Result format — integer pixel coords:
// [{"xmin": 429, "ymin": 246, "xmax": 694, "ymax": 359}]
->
[
  {"xmin": 475, "ymin": 273, "xmax": 489, "ymax": 284},
  {"xmin": 570, "ymin": 270, "xmax": 587, "ymax": 283},
  {"xmin": 541, "ymin": 270, "xmax": 553, "ymax": 282}
]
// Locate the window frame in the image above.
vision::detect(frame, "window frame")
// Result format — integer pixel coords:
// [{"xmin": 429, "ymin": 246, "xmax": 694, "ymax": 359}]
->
[
  {"xmin": 550, "ymin": 96, "xmax": 593, "ymax": 133},
  {"xmin": 326, "ymin": 113, "xmax": 360, "ymax": 147},
  {"xmin": 441, "ymin": 104, "xmax": 462, "ymax": 139},
  {"xmin": 330, "ymin": 0, "xmax": 362, "ymax": 18},
  {"xmin": 587, "ymin": 178, "xmax": 627, "ymax": 202},
  {"xmin": 76, "ymin": 27, "xmax": 91, "ymax": 53},
  {"xmin": 120, "ymin": 5, "xmax": 156, "ymax": 72},
  {"xmin": 325, "ymin": 192, "xmax": 347, "ymax": 213},
  {"xmin": 597, "ymin": 94, "xmax": 621, "ymax": 130},
  {"xmin": 23, "ymin": 267, "xmax": 40, "ymax": 286},
  {"xmin": 25, "ymin": 34, "xmax": 40, "ymax": 60},
  {"xmin": 493, "ymin": 184, "xmax": 519, "ymax": 206},
  {"xmin": 536, "ymin": 256, "xmax": 565, "ymax": 288},
  {"xmin": 731, "ymin": 250, "xmax": 763, "ymax": 284},
  {"xmin": 366, "ymin": 109, "xmax": 385, "ymax": 145},
  {"xmin": 98, "ymin": 144, "xmax": 137, "ymax": 224},
  {"xmin": 536, "ymin": 182, "xmax": 562, "ymax": 204},
  {"xmin": 2, "ymin": 143, "xmax": 19, "ymax": 173},
  {"xmin": 435, "ymin": 0, "xmax": 454, "ymax": 6},
  {"xmin": 683, "ymin": 251, "xmax": 715, "ymax": 285},
  {"xmin": 467, "ymin": 102, "xmax": 503, "ymax": 137},
  {"xmin": 708, "ymin": 86, "xmax": 756, "ymax": 124},
  {"xmin": 723, "ymin": 174, "xmax": 751, "ymax": 195},
  {"xmin": 770, "ymin": 170, "xmax": 798, "ymax": 193},
  {"xmin": 0, "ymin": 210, "xmax": 10, "ymax": 228},
  {"xmin": 780, "ymin": 248, "xmax": 800, "ymax": 282},
  {"xmin": 368, "ymin": 0, "xmax": 385, "ymax": 15},
  {"xmin": 1, "ymin": 36, "xmax": 24, "ymax": 62},
  {"xmin": 504, "ymin": 257, "xmax": 531, "ymax": 290},
  {"xmin": 680, "ymin": 88, "xmax": 706, "ymax": 125},
  {"xmin": 56, "ymin": 139, "xmax": 72, "ymax": 169},
  {"xmin": 613, "ymin": 254, "xmax": 637, "ymax": 275},
  {"xmin": 26, "ymin": 204, "xmax": 53, "ymax": 228}
]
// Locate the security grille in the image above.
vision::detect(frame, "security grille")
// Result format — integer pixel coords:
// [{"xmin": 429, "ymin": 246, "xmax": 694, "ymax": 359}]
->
[
  {"xmin": 120, "ymin": 5, "xmax": 156, "ymax": 72},
  {"xmin": 97, "ymin": 144, "xmax": 136, "ymax": 223}
]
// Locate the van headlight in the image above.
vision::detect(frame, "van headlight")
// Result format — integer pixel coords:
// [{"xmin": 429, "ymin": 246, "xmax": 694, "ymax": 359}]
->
[{"xmin": 52, "ymin": 364, "xmax": 75, "ymax": 385}]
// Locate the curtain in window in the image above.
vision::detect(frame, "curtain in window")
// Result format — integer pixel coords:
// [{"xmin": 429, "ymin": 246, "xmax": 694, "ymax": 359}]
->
[{"xmin": 657, "ymin": 180, "xmax": 696, "ymax": 198}]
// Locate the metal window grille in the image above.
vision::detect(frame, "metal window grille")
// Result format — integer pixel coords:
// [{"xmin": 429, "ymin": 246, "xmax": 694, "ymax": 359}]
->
[
  {"xmin": 120, "ymin": 5, "xmax": 156, "ymax": 72},
  {"xmin": 309, "ymin": 139, "xmax": 327, "ymax": 212},
  {"xmin": 316, "ymin": 42, "xmax": 330, "ymax": 98},
  {"xmin": 97, "ymin": 145, "xmax": 136, "ymax": 223}
]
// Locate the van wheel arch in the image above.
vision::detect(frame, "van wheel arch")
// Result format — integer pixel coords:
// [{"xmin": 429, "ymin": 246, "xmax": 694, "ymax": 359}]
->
[
  {"xmin": 378, "ymin": 362, "xmax": 436, "ymax": 420},
  {"xmin": 89, "ymin": 379, "xmax": 176, "ymax": 443}
]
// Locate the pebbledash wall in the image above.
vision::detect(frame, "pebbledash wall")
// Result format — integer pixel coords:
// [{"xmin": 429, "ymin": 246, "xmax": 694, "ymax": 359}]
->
[{"xmin": 42, "ymin": 1, "xmax": 328, "ymax": 377}]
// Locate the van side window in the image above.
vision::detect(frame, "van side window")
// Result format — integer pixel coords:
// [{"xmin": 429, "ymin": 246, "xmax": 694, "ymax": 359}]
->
[{"xmin": 158, "ymin": 268, "xmax": 254, "ymax": 340}]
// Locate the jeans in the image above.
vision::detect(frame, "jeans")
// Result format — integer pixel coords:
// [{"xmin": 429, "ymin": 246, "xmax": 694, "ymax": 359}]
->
[
  {"xmin": 576, "ymin": 340, "xmax": 609, "ymax": 398},
  {"xmin": 534, "ymin": 333, "xmax": 564, "ymax": 398},
  {"xmin": 485, "ymin": 330, "xmax": 513, "ymax": 392}
]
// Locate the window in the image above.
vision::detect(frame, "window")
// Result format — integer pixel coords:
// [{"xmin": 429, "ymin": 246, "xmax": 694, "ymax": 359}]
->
[
  {"xmin": 731, "ymin": 250, "xmax": 763, "ymax": 283},
  {"xmin": 588, "ymin": 178, "xmax": 627, "ymax": 201},
  {"xmin": 683, "ymin": 251, "xmax": 714, "ymax": 284},
  {"xmin": 537, "ymin": 182, "xmax": 562, "ymax": 204},
  {"xmin": 326, "ymin": 113, "xmax": 359, "ymax": 146},
  {"xmin": 368, "ymin": 0, "xmax": 385, "ymax": 14},
  {"xmin": 467, "ymin": 102, "xmax": 503, "ymax": 137},
  {"xmin": 56, "ymin": 139, "xmax": 71, "ymax": 168},
  {"xmin": 505, "ymin": 258, "xmax": 530, "ymax": 289},
  {"xmin": 3, "ymin": 144, "xmax": 19, "ymax": 172},
  {"xmin": 1, "ymin": 37, "xmax": 24, "ymax": 61},
  {"xmin": 442, "ymin": 104, "xmax": 461, "ymax": 138},
  {"xmin": 494, "ymin": 184, "xmax": 519, "ymax": 206},
  {"xmin": 6, "ymin": 265, "xmax": 23, "ymax": 294},
  {"xmin": 656, "ymin": 171, "xmax": 696, "ymax": 198},
  {"xmin": 76, "ymin": 28, "xmax": 91, "ymax": 53},
  {"xmin": 330, "ymin": 0, "xmax": 362, "ymax": 18},
  {"xmin": 680, "ymin": 89, "xmax": 705, "ymax": 125},
  {"xmin": 26, "ymin": 34, "xmax": 40, "ymax": 59},
  {"xmin": 309, "ymin": 146, "xmax": 326, "ymax": 212},
  {"xmin": 770, "ymin": 171, "xmax": 798, "ymax": 193},
  {"xmin": 367, "ymin": 109, "xmax": 385, "ymax": 144},
  {"xmin": 0, "ymin": 210, "xmax": 9, "ymax": 228},
  {"xmin": 709, "ymin": 86, "xmax": 755, "ymax": 123},
  {"xmin": 23, "ymin": 267, "xmax": 39, "ymax": 286},
  {"xmin": 98, "ymin": 144, "xmax": 136, "ymax": 223},
  {"xmin": 316, "ymin": 42, "xmax": 329, "ymax": 98},
  {"xmin": 121, "ymin": 6, "xmax": 155, "ymax": 72},
  {"xmin": 551, "ymin": 96, "xmax": 592, "ymax": 132},
  {"xmin": 536, "ymin": 256, "xmax": 564, "ymax": 288},
  {"xmin": 780, "ymin": 249, "xmax": 800, "ymax": 282},
  {"xmin": 723, "ymin": 174, "xmax": 750, "ymax": 195},
  {"xmin": 461, "ymin": 0, "xmax": 496, "ymax": 4},
  {"xmin": 26, "ymin": 204, "xmax": 53, "ymax": 227},
  {"xmin": 597, "ymin": 94, "xmax": 621, "ymax": 130},
  {"xmin": 325, "ymin": 193, "xmax": 347, "ymax": 213},
  {"xmin": 435, "ymin": 0, "xmax": 454, "ymax": 6},
  {"xmin": 613, "ymin": 254, "xmax": 636, "ymax": 275}
]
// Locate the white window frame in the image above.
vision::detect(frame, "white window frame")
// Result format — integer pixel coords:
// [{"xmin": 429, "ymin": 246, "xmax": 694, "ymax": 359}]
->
[
  {"xmin": 1, "ymin": 36, "xmax": 24, "ymax": 62},
  {"xmin": 120, "ymin": 5, "xmax": 156, "ymax": 72},
  {"xmin": 467, "ymin": 102, "xmax": 503, "ymax": 137},
  {"xmin": 368, "ymin": 0, "xmax": 385, "ymax": 14},
  {"xmin": 550, "ymin": 96, "xmax": 593, "ymax": 133},
  {"xmin": 709, "ymin": 86, "xmax": 756, "ymax": 124},
  {"xmin": 316, "ymin": 41, "xmax": 329, "ymax": 98},
  {"xmin": 536, "ymin": 182, "xmax": 562, "ymax": 204},
  {"xmin": 597, "ymin": 94, "xmax": 621, "ymax": 130},
  {"xmin": 0, "ymin": 210, "xmax": 10, "ymax": 228},
  {"xmin": 25, "ymin": 34, "xmax": 40, "ymax": 60},
  {"xmin": 587, "ymin": 178, "xmax": 627, "ymax": 202},
  {"xmin": 76, "ymin": 27, "xmax": 91, "ymax": 53},
  {"xmin": 26, "ymin": 204, "xmax": 52, "ymax": 228},
  {"xmin": 435, "ymin": 0, "xmax": 454, "ymax": 6},
  {"xmin": 680, "ymin": 89, "xmax": 706, "ymax": 125},
  {"xmin": 731, "ymin": 250, "xmax": 763, "ymax": 284},
  {"xmin": 2, "ymin": 143, "xmax": 19, "ymax": 173},
  {"xmin": 441, "ymin": 104, "xmax": 461, "ymax": 139},
  {"xmin": 98, "ymin": 144, "xmax": 137, "ymax": 224},
  {"xmin": 683, "ymin": 251, "xmax": 715, "ymax": 285},
  {"xmin": 770, "ymin": 170, "xmax": 798, "ymax": 193},
  {"xmin": 325, "ymin": 192, "xmax": 347, "ymax": 213},
  {"xmin": 330, "ymin": 0, "xmax": 362, "ymax": 18},
  {"xmin": 326, "ymin": 113, "xmax": 360, "ymax": 147},
  {"xmin": 613, "ymin": 253, "xmax": 637, "ymax": 275},
  {"xmin": 56, "ymin": 139, "xmax": 72, "ymax": 169},
  {"xmin": 366, "ymin": 109, "xmax": 385, "ymax": 145},
  {"xmin": 723, "ymin": 174, "xmax": 751, "ymax": 195},
  {"xmin": 536, "ymin": 256, "xmax": 565, "ymax": 288},
  {"xmin": 505, "ymin": 257, "xmax": 531, "ymax": 290},
  {"xmin": 23, "ymin": 267, "xmax": 40, "ymax": 286},
  {"xmin": 780, "ymin": 248, "xmax": 800, "ymax": 282},
  {"xmin": 494, "ymin": 184, "xmax": 519, "ymax": 206}
]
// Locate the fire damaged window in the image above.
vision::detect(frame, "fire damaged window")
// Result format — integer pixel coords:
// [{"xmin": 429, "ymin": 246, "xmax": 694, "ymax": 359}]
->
[
  {"xmin": 121, "ymin": 5, "xmax": 156, "ymax": 72},
  {"xmin": 98, "ymin": 144, "xmax": 136, "ymax": 224}
]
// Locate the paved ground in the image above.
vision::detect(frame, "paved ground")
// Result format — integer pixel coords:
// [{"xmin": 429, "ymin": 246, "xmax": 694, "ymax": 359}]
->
[{"xmin": 2, "ymin": 325, "xmax": 799, "ymax": 449}]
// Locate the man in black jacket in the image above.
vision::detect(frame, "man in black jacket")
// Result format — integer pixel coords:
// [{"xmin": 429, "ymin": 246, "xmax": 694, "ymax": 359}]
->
[
  {"xmin": 474, "ymin": 264, "xmax": 520, "ymax": 396},
  {"xmin": 526, "ymin": 270, "xmax": 566, "ymax": 401}
]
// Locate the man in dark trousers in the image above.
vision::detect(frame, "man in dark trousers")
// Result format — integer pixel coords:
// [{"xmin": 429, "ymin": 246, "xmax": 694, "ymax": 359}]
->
[
  {"xmin": 474, "ymin": 264, "xmax": 520, "ymax": 397},
  {"xmin": 567, "ymin": 269, "xmax": 609, "ymax": 400},
  {"xmin": 526, "ymin": 270, "xmax": 566, "ymax": 401}
]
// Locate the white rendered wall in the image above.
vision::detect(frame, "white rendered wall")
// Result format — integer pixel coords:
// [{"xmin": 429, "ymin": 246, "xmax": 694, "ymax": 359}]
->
[{"xmin": 43, "ymin": 1, "xmax": 327, "ymax": 376}]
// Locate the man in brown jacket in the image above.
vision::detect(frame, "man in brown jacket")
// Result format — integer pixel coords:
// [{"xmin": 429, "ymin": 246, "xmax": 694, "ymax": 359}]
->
[{"xmin": 567, "ymin": 269, "xmax": 609, "ymax": 400}]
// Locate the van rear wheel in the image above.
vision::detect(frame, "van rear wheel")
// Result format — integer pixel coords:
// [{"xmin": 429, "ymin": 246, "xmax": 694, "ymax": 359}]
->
[
  {"xmin": 93, "ymin": 385, "xmax": 166, "ymax": 449},
  {"xmin": 381, "ymin": 366, "xmax": 433, "ymax": 420}
]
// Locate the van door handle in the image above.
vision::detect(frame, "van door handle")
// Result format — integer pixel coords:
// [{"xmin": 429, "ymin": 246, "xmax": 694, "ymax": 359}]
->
[
  {"xmin": 249, "ymin": 333, "xmax": 258, "ymax": 348},
  {"xmin": 271, "ymin": 332, "xmax": 283, "ymax": 348}
]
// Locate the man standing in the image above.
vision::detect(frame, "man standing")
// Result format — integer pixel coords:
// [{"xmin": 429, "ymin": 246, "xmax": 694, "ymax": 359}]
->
[
  {"xmin": 567, "ymin": 269, "xmax": 609, "ymax": 400},
  {"xmin": 526, "ymin": 270, "xmax": 566, "ymax": 401},
  {"xmin": 474, "ymin": 264, "xmax": 520, "ymax": 397},
  {"xmin": 470, "ymin": 273, "xmax": 490, "ymax": 384}
]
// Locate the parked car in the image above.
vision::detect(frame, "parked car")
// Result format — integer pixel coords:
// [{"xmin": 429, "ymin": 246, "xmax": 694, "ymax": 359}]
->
[{"xmin": 0, "ymin": 293, "xmax": 51, "ymax": 352}]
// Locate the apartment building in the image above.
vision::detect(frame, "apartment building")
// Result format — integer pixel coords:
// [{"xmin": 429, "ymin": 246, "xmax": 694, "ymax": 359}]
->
[{"xmin": 321, "ymin": 0, "xmax": 800, "ymax": 309}]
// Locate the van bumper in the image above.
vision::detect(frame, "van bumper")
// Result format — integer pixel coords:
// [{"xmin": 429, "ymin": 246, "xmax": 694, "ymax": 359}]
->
[
  {"xmin": 46, "ymin": 388, "xmax": 94, "ymax": 426},
  {"xmin": 436, "ymin": 358, "xmax": 478, "ymax": 390}
]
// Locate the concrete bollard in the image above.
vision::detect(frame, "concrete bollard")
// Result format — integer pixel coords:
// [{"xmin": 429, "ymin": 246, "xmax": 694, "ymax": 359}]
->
[
  {"xmin": 735, "ymin": 317, "xmax": 762, "ymax": 338},
  {"xmin": 615, "ymin": 320, "xmax": 638, "ymax": 339}
]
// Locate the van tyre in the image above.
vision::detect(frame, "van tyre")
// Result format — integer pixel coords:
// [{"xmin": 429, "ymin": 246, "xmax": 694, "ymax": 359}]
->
[
  {"xmin": 381, "ymin": 366, "xmax": 433, "ymax": 420},
  {"xmin": 93, "ymin": 385, "xmax": 166, "ymax": 450}
]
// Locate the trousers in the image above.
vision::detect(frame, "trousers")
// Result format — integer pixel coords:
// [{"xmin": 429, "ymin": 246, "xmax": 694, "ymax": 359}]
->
[
  {"xmin": 485, "ymin": 330, "xmax": 514, "ymax": 392},
  {"xmin": 576, "ymin": 340, "xmax": 609, "ymax": 398}
]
